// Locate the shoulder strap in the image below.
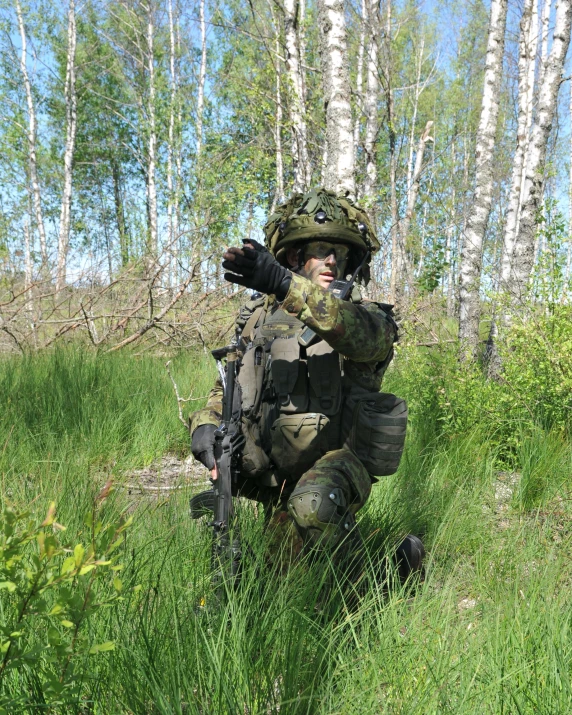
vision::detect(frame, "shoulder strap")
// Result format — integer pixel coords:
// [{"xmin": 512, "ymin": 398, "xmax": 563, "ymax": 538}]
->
[{"xmin": 241, "ymin": 296, "xmax": 269, "ymax": 343}]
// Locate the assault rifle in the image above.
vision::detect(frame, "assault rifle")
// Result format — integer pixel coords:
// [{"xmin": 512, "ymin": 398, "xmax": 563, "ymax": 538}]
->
[{"xmin": 190, "ymin": 331, "xmax": 245, "ymax": 593}]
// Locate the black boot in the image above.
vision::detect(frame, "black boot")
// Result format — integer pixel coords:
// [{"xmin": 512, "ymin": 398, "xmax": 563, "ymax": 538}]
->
[{"xmin": 394, "ymin": 534, "xmax": 425, "ymax": 583}]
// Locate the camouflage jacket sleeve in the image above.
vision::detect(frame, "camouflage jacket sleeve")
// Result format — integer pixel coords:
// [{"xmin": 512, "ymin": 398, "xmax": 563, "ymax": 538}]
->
[
  {"xmin": 189, "ymin": 378, "xmax": 223, "ymax": 435},
  {"xmin": 280, "ymin": 273, "xmax": 396, "ymax": 363}
]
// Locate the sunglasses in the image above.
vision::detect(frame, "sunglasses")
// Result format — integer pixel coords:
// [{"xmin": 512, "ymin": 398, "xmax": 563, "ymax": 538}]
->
[{"xmin": 303, "ymin": 241, "xmax": 350, "ymax": 262}]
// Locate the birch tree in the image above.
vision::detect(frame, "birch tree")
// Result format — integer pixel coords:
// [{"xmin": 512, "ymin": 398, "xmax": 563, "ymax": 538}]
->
[
  {"xmin": 167, "ymin": 0, "xmax": 180, "ymax": 285},
  {"xmin": 458, "ymin": 0, "xmax": 508, "ymax": 355},
  {"xmin": 317, "ymin": 0, "xmax": 355, "ymax": 196},
  {"xmin": 196, "ymin": 0, "xmax": 207, "ymax": 159},
  {"xmin": 269, "ymin": 1, "xmax": 284, "ymax": 211},
  {"xmin": 399, "ymin": 121, "xmax": 434, "ymax": 249},
  {"xmin": 15, "ymin": 0, "xmax": 47, "ymax": 267},
  {"xmin": 56, "ymin": 0, "xmax": 78, "ymax": 291},
  {"xmin": 353, "ymin": 0, "xmax": 366, "ymax": 155},
  {"xmin": 498, "ymin": 0, "xmax": 536, "ymax": 293},
  {"xmin": 505, "ymin": 0, "xmax": 572, "ymax": 302},
  {"xmin": 145, "ymin": 1, "xmax": 158, "ymax": 258},
  {"xmin": 362, "ymin": 0, "xmax": 380, "ymax": 200},
  {"xmin": 284, "ymin": 0, "xmax": 311, "ymax": 191}
]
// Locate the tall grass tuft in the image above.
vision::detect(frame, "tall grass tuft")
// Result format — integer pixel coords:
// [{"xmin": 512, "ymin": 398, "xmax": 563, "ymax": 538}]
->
[{"xmin": 1, "ymin": 346, "xmax": 571, "ymax": 713}]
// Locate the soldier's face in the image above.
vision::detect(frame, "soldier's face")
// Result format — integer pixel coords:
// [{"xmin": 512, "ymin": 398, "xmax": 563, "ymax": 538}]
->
[{"xmin": 286, "ymin": 242, "xmax": 348, "ymax": 290}]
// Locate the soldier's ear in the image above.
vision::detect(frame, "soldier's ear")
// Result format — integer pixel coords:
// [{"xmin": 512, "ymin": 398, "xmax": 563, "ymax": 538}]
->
[{"xmin": 285, "ymin": 247, "xmax": 299, "ymax": 268}]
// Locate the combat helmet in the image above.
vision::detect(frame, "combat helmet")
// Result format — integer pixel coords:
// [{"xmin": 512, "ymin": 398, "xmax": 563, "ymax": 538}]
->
[{"xmin": 264, "ymin": 188, "xmax": 380, "ymax": 283}]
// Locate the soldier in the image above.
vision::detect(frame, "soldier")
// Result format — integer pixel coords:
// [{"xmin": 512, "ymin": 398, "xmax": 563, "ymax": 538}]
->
[{"xmin": 190, "ymin": 188, "xmax": 423, "ymax": 583}]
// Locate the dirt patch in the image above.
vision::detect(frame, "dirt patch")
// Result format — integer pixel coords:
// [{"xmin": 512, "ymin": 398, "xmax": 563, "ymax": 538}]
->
[{"xmin": 121, "ymin": 455, "xmax": 210, "ymax": 500}]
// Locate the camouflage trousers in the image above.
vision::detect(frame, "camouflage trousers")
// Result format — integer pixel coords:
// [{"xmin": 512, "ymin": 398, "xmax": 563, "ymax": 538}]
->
[{"xmin": 237, "ymin": 448, "xmax": 372, "ymax": 576}]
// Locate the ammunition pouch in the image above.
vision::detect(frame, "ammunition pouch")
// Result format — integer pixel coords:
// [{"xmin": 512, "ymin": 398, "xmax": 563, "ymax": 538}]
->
[
  {"xmin": 343, "ymin": 392, "xmax": 408, "ymax": 476},
  {"xmin": 270, "ymin": 413, "xmax": 330, "ymax": 479}
]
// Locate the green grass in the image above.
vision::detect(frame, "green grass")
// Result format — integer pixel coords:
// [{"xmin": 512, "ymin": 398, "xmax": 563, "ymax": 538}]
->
[{"xmin": 1, "ymin": 347, "xmax": 571, "ymax": 713}]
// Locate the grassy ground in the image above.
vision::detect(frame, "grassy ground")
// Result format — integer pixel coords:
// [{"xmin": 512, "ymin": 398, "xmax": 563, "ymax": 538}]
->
[{"xmin": 0, "ymin": 347, "xmax": 571, "ymax": 713}]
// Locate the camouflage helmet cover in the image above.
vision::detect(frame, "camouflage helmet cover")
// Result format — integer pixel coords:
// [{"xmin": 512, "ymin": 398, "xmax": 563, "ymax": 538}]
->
[{"xmin": 264, "ymin": 188, "xmax": 380, "ymax": 260}]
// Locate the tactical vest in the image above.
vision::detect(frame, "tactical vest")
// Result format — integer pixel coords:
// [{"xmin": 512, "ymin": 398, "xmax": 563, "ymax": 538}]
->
[{"xmin": 236, "ymin": 293, "xmax": 407, "ymax": 488}]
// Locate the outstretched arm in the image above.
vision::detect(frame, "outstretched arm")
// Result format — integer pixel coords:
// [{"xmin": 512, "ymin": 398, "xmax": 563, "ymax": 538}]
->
[{"xmin": 281, "ymin": 273, "xmax": 396, "ymax": 363}]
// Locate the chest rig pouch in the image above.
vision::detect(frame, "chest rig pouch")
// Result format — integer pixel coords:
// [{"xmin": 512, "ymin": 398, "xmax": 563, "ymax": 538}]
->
[{"xmin": 266, "ymin": 318, "xmax": 342, "ymax": 480}]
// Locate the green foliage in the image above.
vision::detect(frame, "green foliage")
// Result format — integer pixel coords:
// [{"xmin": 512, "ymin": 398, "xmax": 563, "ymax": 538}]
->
[
  {"xmin": 388, "ymin": 307, "xmax": 572, "ymax": 466},
  {"xmin": 0, "ymin": 497, "xmax": 133, "ymax": 711},
  {"xmin": 498, "ymin": 306, "xmax": 572, "ymax": 431},
  {"xmin": 532, "ymin": 198, "xmax": 571, "ymax": 307}
]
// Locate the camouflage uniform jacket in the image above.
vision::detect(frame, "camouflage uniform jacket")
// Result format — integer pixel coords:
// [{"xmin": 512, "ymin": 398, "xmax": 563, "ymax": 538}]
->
[{"xmin": 189, "ymin": 273, "xmax": 398, "ymax": 486}]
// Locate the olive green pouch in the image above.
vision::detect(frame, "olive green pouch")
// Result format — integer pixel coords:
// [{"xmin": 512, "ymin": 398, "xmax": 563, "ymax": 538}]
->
[
  {"xmin": 270, "ymin": 413, "xmax": 330, "ymax": 478},
  {"xmin": 344, "ymin": 393, "xmax": 407, "ymax": 476},
  {"xmin": 241, "ymin": 417, "xmax": 271, "ymax": 476}
]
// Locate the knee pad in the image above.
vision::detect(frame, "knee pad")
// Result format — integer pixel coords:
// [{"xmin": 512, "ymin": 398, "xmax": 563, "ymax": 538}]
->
[{"xmin": 287, "ymin": 485, "xmax": 355, "ymax": 549}]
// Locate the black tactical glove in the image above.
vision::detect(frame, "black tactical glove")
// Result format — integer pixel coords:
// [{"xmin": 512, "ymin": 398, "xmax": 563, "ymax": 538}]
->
[
  {"xmin": 223, "ymin": 239, "xmax": 292, "ymax": 300},
  {"xmin": 191, "ymin": 424, "xmax": 217, "ymax": 470}
]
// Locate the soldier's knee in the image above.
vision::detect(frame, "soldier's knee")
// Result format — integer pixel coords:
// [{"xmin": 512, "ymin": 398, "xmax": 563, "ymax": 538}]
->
[{"xmin": 287, "ymin": 484, "xmax": 355, "ymax": 548}]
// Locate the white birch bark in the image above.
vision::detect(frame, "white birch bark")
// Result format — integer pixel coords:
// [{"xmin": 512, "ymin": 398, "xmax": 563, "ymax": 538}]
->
[
  {"xmin": 405, "ymin": 39, "xmax": 425, "ymax": 196},
  {"xmin": 362, "ymin": 0, "xmax": 380, "ymax": 199},
  {"xmin": 317, "ymin": 0, "xmax": 355, "ymax": 196},
  {"xmin": 353, "ymin": 0, "xmax": 367, "ymax": 155},
  {"xmin": 499, "ymin": 0, "xmax": 535, "ymax": 289},
  {"xmin": 519, "ymin": 0, "xmax": 539, "ymax": 220},
  {"xmin": 541, "ymin": 0, "xmax": 552, "ymax": 64},
  {"xmin": 16, "ymin": 0, "xmax": 47, "ymax": 267},
  {"xmin": 146, "ymin": 3, "xmax": 158, "ymax": 258},
  {"xmin": 167, "ymin": 0, "xmax": 179, "ymax": 286},
  {"xmin": 387, "ymin": 1, "xmax": 401, "ymax": 302},
  {"xmin": 284, "ymin": 0, "xmax": 311, "ymax": 191},
  {"xmin": 399, "ymin": 121, "xmax": 433, "ymax": 247},
  {"xmin": 56, "ymin": 0, "xmax": 77, "ymax": 292},
  {"xmin": 174, "ymin": 17, "xmax": 182, "ymax": 282},
  {"xmin": 270, "ymin": 2, "xmax": 284, "ymax": 212},
  {"xmin": 299, "ymin": 0, "xmax": 308, "ymax": 109},
  {"xmin": 458, "ymin": 0, "xmax": 508, "ymax": 354},
  {"xmin": 508, "ymin": 0, "xmax": 572, "ymax": 300},
  {"xmin": 196, "ymin": 0, "xmax": 207, "ymax": 158}
]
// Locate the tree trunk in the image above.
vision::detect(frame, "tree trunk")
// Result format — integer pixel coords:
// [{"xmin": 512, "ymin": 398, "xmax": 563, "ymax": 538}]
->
[
  {"xmin": 196, "ymin": 0, "xmax": 207, "ymax": 158},
  {"xmin": 167, "ymin": 0, "xmax": 179, "ymax": 286},
  {"xmin": 362, "ymin": 0, "xmax": 380, "ymax": 200},
  {"xmin": 499, "ymin": 0, "xmax": 535, "ymax": 291},
  {"xmin": 56, "ymin": 0, "xmax": 78, "ymax": 292},
  {"xmin": 317, "ymin": 0, "xmax": 355, "ymax": 196},
  {"xmin": 508, "ymin": 0, "xmax": 572, "ymax": 301},
  {"xmin": 353, "ymin": 0, "xmax": 367, "ymax": 161},
  {"xmin": 269, "ymin": 2, "xmax": 284, "ymax": 212},
  {"xmin": 458, "ymin": 0, "xmax": 508, "ymax": 356},
  {"xmin": 541, "ymin": 0, "xmax": 552, "ymax": 64},
  {"xmin": 112, "ymin": 161, "xmax": 128, "ymax": 267},
  {"xmin": 284, "ymin": 0, "xmax": 311, "ymax": 192},
  {"xmin": 387, "ymin": 1, "xmax": 401, "ymax": 303},
  {"xmin": 16, "ymin": 0, "xmax": 47, "ymax": 267},
  {"xmin": 399, "ymin": 121, "xmax": 433, "ymax": 248},
  {"xmin": 146, "ymin": 3, "xmax": 158, "ymax": 259}
]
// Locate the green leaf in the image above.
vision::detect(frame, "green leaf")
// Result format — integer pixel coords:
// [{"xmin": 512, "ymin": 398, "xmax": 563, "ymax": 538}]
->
[
  {"xmin": 79, "ymin": 564, "xmax": 95, "ymax": 576},
  {"xmin": 113, "ymin": 577, "xmax": 123, "ymax": 592},
  {"xmin": 0, "ymin": 581, "xmax": 16, "ymax": 592},
  {"xmin": 60, "ymin": 620, "xmax": 74, "ymax": 628},
  {"xmin": 73, "ymin": 543, "xmax": 85, "ymax": 566},
  {"xmin": 61, "ymin": 556, "xmax": 76, "ymax": 575},
  {"xmin": 89, "ymin": 641, "xmax": 115, "ymax": 654}
]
